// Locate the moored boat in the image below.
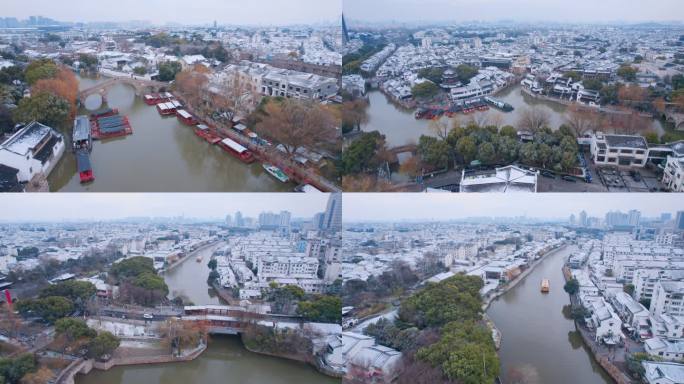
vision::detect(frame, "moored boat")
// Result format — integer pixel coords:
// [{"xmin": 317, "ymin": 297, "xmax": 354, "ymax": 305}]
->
[
  {"xmin": 176, "ymin": 109, "xmax": 198, "ymax": 126},
  {"xmin": 194, "ymin": 124, "xmax": 222, "ymax": 144},
  {"xmin": 76, "ymin": 150, "xmax": 94, "ymax": 183},
  {"xmin": 218, "ymin": 138, "xmax": 255, "ymax": 163},
  {"xmin": 262, "ymin": 163, "xmax": 289, "ymax": 183},
  {"xmin": 72, "ymin": 115, "xmax": 92, "ymax": 152}
]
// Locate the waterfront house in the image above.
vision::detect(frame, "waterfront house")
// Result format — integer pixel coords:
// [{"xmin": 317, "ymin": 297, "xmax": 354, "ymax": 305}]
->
[
  {"xmin": 0, "ymin": 121, "xmax": 65, "ymax": 183},
  {"xmin": 590, "ymin": 132, "xmax": 649, "ymax": 168},
  {"xmin": 645, "ymin": 337, "xmax": 684, "ymax": 361},
  {"xmin": 642, "ymin": 361, "xmax": 684, "ymax": 384}
]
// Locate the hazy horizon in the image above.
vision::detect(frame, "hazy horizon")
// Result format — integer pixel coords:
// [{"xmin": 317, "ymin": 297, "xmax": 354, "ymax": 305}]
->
[
  {"xmin": 344, "ymin": 0, "xmax": 684, "ymax": 25},
  {"xmin": 0, "ymin": 193, "xmax": 330, "ymax": 222},
  {"xmin": 1, "ymin": 0, "xmax": 341, "ymax": 26},
  {"xmin": 343, "ymin": 194, "xmax": 683, "ymax": 222}
]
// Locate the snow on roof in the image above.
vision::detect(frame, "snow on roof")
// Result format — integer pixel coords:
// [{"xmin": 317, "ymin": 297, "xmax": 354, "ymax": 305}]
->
[{"xmin": 1, "ymin": 121, "xmax": 55, "ymax": 155}]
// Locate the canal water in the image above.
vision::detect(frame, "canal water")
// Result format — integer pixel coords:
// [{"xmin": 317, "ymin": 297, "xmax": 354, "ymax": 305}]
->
[
  {"xmin": 163, "ymin": 243, "xmax": 223, "ymax": 306},
  {"xmin": 74, "ymin": 335, "xmax": 339, "ymax": 384},
  {"xmin": 48, "ymin": 75, "xmax": 294, "ymax": 192},
  {"xmin": 361, "ymin": 85, "xmax": 664, "ymax": 148},
  {"xmin": 486, "ymin": 245, "xmax": 612, "ymax": 384}
]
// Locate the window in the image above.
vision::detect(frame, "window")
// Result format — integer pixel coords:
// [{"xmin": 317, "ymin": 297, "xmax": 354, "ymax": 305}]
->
[{"xmin": 609, "ymin": 149, "xmax": 618, "ymax": 153}]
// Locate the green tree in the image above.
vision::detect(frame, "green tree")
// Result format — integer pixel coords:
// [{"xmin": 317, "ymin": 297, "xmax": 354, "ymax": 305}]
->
[
  {"xmin": 24, "ymin": 59, "xmax": 58, "ymax": 85},
  {"xmin": 207, "ymin": 259, "xmax": 217, "ymax": 270},
  {"xmin": 340, "ymin": 131, "xmax": 386, "ymax": 175},
  {"xmin": 133, "ymin": 67, "xmax": 147, "ymax": 75},
  {"xmin": 87, "ymin": 332, "xmax": 120, "ymax": 360},
  {"xmin": 110, "ymin": 256, "xmax": 157, "ymax": 281},
  {"xmin": 41, "ymin": 280, "xmax": 96, "ymax": 308},
  {"xmin": 296, "ymin": 295, "xmax": 341, "ymax": 323},
  {"xmin": 411, "ymin": 82, "xmax": 440, "ymax": 99},
  {"xmin": 519, "ymin": 142, "xmax": 538, "ymax": 166},
  {"xmin": 617, "ymin": 65, "xmax": 637, "ymax": 81},
  {"xmin": 455, "ymin": 64, "xmax": 479, "ymax": 83},
  {"xmin": 582, "ymin": 78, "xmax": 604, "ymax": 91},
  {"xmin": 456, "ymin": 136, "xmax": 478, "ymax": 164},
  {"xmin": 207, "ymin": 270, "xmax": 220, "ymax": 285},
  {"xmin": 133, "ymin": 273, "xmax": 169, "ymax": 294},
  {"xmin": 399, "ymin": 274, "xmax": 483, "ymax": 329},
  {"xmin": 418, "ymin": 135, "xmax": 450, "ymax": 169},
  {"xmin": 55, "ymin": 318, "xmax": 97, "ymax": 347},
  {"xmin": 496, "ymin": 136, "xmax": 520, "ymax": 163},
  {"xmin": 15, "ymin": 296, "xmax": 74, "ymax": 324},
  {"xmin": 477, "ymin": 142, "xmax": 496, "ymax": 164},
  {"xmin": 0, "ymin": 353, "xmax": 37, "ymax": 384},
  {"xmin": 416, "ymin": 321, "xmax": 499, "ymax": 384},
  {"xmin": 499, "ymin": 125, "xmax": 517, "ymax": 138},
  {"xmin": 563, "ymin": 278, "xmax": 580, "ymax": 295},
  {"xmin": 157, "ymin": 61, "xmax": 182, "ymax": 82},
  {"xmin": 78, "ymin": 54, "xmax": 99, "ymax": 70},
  {"xmin": 13, "ymin": 92, "xmax": 70, "ymax": 127}
]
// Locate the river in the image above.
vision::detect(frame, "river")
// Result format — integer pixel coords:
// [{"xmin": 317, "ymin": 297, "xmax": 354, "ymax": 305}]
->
[
  {"xmin": 361, "ymin": 85, "xmax": 665, "ymax": 148},
  {"xmin": 47, "ymin": 75, "xmax": 294, "ymax": 192},
  {"xmin": 163, "ymin": 242, "xmax": 224, "ymax": 306},
  {"xmin": 486, "ymin": 245, "xmax": 612, "ymax": 384}
]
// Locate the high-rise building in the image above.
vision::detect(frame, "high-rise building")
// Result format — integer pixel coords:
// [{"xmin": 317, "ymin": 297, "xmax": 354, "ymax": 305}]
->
[
  {"xmin": 569, "ymin": 214, "xmax": 576, "ymax": 226},
  {"xmin": 579, "ymin": 210, "xmax": 588, "ymax": 227},
  {"xmin": 323, "ymin": 193, "xmax": 342, "ymax": 232},
  {"xmin": 235, "ymin": 211, "xmax": 244, "ymax": 227},
  {"xmin": 628, "ymin": 210, "xmax": 641, "ymax": 227},
  {"xmin": 676, "ymin": 211, "xmax": 684, "ymax": 232},
  {"xmin": 225, "ymin": 214, "xmax": 232, "ymax": 227},
  {"xmin": 341, "ymin": 13, "xmax": 349, "ymax": 45}
]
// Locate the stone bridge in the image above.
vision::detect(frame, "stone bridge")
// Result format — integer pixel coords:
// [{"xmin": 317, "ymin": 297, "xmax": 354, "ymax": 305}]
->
[
  {"xmin": 182, "ymin": 305, "xmax": 305, "ymax": 335},
  {"xmin": 78, "ymin": 76, "xmax": 169, "ymax": 105}
]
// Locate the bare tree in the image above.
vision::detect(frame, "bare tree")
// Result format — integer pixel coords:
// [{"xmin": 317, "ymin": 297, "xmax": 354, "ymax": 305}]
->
[
  {"xmin": 428, "ymin": 119, "xmax": 449, "ymax": 140},
  {"xmin": 174, "ymin": 65, "xmax": 209, "ymax": 113},
  {"xmin": 214, "ymin": 66, "xmax": 260, "ymax": 121},
  {"xmin": 565, "ymin": 104, "xmax": 602, "ymax": 137},
  {"xmin": 255, "ymin": 99, "xmax": 337, "ymax": 157},
  {"xmin": 341, "ymin": 99, "xmax": 369, "ymax": 132},
  {"xmin": 518, "ymin": 106, "xmax": 551, "ymax": 132}
]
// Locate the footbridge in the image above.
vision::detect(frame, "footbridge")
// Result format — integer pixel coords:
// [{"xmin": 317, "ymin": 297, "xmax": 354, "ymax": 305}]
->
[{"xmin": 78, "ymin": 77, "xmax": 168, "ymax": 105}]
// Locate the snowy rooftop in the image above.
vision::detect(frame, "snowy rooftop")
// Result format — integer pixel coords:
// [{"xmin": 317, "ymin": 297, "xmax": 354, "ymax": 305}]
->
[{"xmin": 1, "ymin": 121, "xmax": 55, "ymax": 155}]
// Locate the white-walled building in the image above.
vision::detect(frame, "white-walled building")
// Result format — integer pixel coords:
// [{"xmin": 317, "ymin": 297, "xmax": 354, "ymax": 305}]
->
[{"xmin": 0, "ymin": 121, "xmax": 65, "ymax": 182}]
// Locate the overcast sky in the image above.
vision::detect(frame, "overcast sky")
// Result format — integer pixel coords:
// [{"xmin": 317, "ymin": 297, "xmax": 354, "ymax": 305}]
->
[
  {"xmin": 0, "ymin": 193, "xmax": 330, "ymax": 222},
  {"xmin": 2, "ymin": 0, "xmax": 340, "ymax": 26},
  {"xmin": 343, "ymin": 194, "xmax": 684, "ymax": 222},
  {"xmin": 344, "ymin": 0, "xmax": 684, "ymax": 24}
]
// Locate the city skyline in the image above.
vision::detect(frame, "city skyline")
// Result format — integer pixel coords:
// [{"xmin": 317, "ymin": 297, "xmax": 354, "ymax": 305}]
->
[
  {"xmin": 343, "ymin": 194, "xmax": 684, "ymax": 222},
  {"xmin": 344, "ymin": 0, "xmax": 684, "ymax": 24},
  {"xmin": 1, "ymin": 0, "xmax": 341, "ymax": 26},
  {"xmin": 0, "ymin": 193, "xmax": 332, "ymax": 221}
]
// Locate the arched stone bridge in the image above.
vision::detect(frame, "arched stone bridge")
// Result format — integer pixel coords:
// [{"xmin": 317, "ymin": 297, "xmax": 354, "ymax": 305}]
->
[{"xmin": 78, "ymin": 77, "xmax": 169, "ymax": 105}]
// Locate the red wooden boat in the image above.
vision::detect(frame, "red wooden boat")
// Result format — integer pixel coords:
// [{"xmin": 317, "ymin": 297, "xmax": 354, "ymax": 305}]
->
[
  {"xmin": 194, "ymin": 124, "xmax": 222, "ymax": 144},
  {"xmin": 218, "ymin": 138, "xmax": 255, "ymax": 163},
  {"xmin": 176, "ymin": 109, "xmax": 198, "ymax": 126}
]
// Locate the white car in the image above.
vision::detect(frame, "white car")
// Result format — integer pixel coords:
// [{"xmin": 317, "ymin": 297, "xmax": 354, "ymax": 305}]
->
[{"xmin": 142, "ymin": 313, "xmax": 154, "ymax": 320}]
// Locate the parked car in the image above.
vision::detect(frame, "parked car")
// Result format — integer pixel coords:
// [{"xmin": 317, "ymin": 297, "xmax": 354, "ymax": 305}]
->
[
  {"xmin": 541, "ymin": 171, "xmax": 556, "ymax": 179},
  {"xmin": 562, "ymin": 175, "xmax": 577, "ymax": 183},
  {"xmin": 143, "ymin": 313, "xmax": 154, "ymax": 320}
]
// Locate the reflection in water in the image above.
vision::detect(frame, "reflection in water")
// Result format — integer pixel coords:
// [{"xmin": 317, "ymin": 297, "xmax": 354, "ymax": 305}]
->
[
  {"xmin": 362, "ymin": 85, "xmax": 664, "ymax": 148},
  {"xmin": 49, "ymin": 75, "xmax": 293, "ymax": 192},
  {"xmin": 75, "ymin": 336, "xmax": 338, "ymax": 384},
  {"xmin": 487, "ymin": 245, "xmax": 612, "ymax": 384}
]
